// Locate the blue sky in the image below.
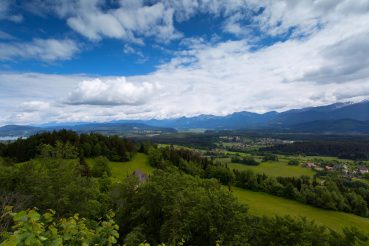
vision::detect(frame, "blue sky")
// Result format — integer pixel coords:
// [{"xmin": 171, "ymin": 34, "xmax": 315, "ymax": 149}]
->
[
  {"xmin": 0, "ymin": 1, "xmax": 268, "ymax": 76},
  {"xmin": 1, "ymin": 0, "xmax": 369, "ymax": 125}
]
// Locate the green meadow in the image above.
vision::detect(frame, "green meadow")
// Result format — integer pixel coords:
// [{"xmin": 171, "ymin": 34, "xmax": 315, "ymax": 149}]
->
[
  {"xmin": 108, "ymin": 153, "xmax": 154, "ymax": 179},
  {"xmin": 353, "ymin": 177, "xmax": 369, "ymax": 186},
  {"xmin": 227, "ymin": 157, "xmax": 315, "ymax": 177},
  {"xmin": 232, "ymin": 187, "xmax": 369, "ymax": 233},
  {"xmin": 87, "ymin": 153, "xmax": 154, "ymax": 180}
]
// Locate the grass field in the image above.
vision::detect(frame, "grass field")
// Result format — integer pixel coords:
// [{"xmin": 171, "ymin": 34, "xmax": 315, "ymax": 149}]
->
[
  {"xmin": 109, "ymin": 153, "xmax": 153, "ymax": 179},
  {"xmin": 232, "ymin": 187, "xmax": 369, "ymax": 233},
  {"xmin": 353, "ymin": 177, "xmax": 369, "ymax": 186},
  {"xmin": 87, "ymin": 153, "xmax": 154, "ymax": 180},
  {"xmin": 228, "ymin": 159, "xmax": 315, "ymax": 177}
]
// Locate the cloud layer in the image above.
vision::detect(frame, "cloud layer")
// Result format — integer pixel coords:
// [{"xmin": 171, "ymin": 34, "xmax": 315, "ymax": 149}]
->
[{"xmin": 1, "ymin": 0, "xmax": 369, "ymax": 125}]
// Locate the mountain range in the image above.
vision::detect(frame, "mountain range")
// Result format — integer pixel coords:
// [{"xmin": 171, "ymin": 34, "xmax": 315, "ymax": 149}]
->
[{"xmin": 2, "ymin": 100, "xmax": 369, "ymax": 136}]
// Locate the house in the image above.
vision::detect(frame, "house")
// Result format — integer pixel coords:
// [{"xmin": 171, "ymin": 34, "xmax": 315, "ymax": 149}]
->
[
  {"xmin": 333, "ymin": 164, "xmax": 348, "ymax": 174},
  {"xmin": 358, "ymin": 166, "xmax": 369, "ymax": 175},
  {"xmin": 325, "ymin": 166, "xmax": 333, "ymax": 171},
  {"xmin": 305, "ymin": 162, "xmax": 316, "ymax": 168},
  {"xmin": 133, "ymin": 170, "xmax": 148, "ymax": 182}
]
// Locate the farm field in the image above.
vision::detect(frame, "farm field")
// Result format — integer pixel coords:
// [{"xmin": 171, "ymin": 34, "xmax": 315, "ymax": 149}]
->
[
  {"xmin": 232, "ymin": 187, "xmax": 369, "ymax": 233},
  {"xmin": 228, "ymin": 158, "xmax": 315, "ymax": 177}
]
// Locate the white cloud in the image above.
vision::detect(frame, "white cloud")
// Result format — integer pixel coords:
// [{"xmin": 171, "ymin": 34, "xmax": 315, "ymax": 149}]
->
[
  {"xmin": 43, "ymin": 0, "xmax": 182, "ymax": 43},
  {"xmin": 20, "ymin": 101, "xmax": 50, "ymax": 112},
  {"xmin": 20, "ymin": 0, "xmax": 369, "ymax": 45},
  {"xmin": 0, "ymin": 31, "xmax": 14, "ymax": 40},
  {"xmin": 0, "ymin": 0, "xmax": 23, "ymax": 22},
  {"xmin": 0, "ymin": 38, "xmax": 79, "ymax": 61},
  {"xmin": 67, "ymin": 78, "xmax": 161, "ymax": 106},
  {"xmin": 2, "ymin": 0, "xmax": 369, "ymax": 125}
]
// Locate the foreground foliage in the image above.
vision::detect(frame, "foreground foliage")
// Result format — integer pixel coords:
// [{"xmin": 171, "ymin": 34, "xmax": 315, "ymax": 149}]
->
[
  {"xmin": 0, "ymin": 208, "xmax": 119, "ymax": 246},
  {"xmin": 0, "ymin": 158, "xmax": 111, "ymax": 219}
]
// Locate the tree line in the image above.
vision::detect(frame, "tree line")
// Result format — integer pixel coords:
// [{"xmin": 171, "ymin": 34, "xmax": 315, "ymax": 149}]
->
[
  {"xmin": 234, "ymin": 170, "xmax": 369, "ymax": 217},
  {"xmin": 263, "ymin": 141, "xmax": 369, "ymax": 160},
  {"xmin": 0, "ymin": 130, "xmax": 136, "ymax": 162}
]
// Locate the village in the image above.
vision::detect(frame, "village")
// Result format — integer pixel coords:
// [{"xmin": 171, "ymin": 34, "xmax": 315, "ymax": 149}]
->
[{"xmin": 304, "ymin": 161, "xmax": 369, "ymax": 179}]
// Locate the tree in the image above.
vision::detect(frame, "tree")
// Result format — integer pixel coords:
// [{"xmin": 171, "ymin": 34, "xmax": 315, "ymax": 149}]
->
[
  {"xmin": 288, "ymin": 159, "xmax": 299, "ymax": 166},
  {"xmin": 262, "ymin": 154, "xmax": 279, "ymax": 162},
  {"xmin": 91, "ymin": 156, "xmax": 112, "ymax": 177},
  {"xmin": 81, "ymin": 142, "xmax": 92, "ymax": 157},
  {"xmin": 93, "ymin": 143, "xmax": 102, "ymax": 156},
  {"xmin": 147, "ymin": 147, "xmax": 163, "ymax": 168},
  {"xmin": 78, "ymin": 150, "xmax": 91, "ymax": 177},
  {"xmin": 112, "ymin": 170, "xmax": 250, "ymax": 245},
  {"xmin": 206, "ymin": 165, "xmax": 234, "ymax": 185},
  {"xmin": 0, "ymin": 158, "xmax": 109, "ymax": 219},
  {"xmin": 231, "ymin": 156, "xmax": 259, "ymax": 166},
  {"xmin": 38, "ymin": 141, "xmax": 78, "ymax": 159}
]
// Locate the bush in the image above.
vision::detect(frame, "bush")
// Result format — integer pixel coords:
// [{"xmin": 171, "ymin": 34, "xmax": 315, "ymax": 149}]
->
[
  {"xmin": 231, "ymin": 157, "xmax": 259, "ymax": 166},
  {"xmin": 0, "ymin": 208, "xmax": 119, "ymax": 245},
  {"xmin": 92, "ymin": 156, "xmax": 112, "ymax": 177},
  {"xmin": 288, "ymin": 159, "xmax": 299, "ymax": 166},
  {"xmin": 262, "ymin": 154, "xmax": 279, "ymax": 162}
]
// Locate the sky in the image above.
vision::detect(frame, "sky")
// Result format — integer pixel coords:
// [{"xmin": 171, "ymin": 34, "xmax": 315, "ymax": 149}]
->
[{"xmin": 1, "ymin": 0, "xmax": 369, "ymax": 126}]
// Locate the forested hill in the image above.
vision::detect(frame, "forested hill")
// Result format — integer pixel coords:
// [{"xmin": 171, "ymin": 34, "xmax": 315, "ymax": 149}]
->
[{"xmin": 0, "ymin": 130, "xmax": 136, "ymax": 162}]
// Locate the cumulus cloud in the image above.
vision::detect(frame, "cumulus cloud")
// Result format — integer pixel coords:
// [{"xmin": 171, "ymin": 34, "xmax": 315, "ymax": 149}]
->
[
  {"xmin": 0, "ymin": 39, "xmax": 79, "ymax": 61},
  {"xmin": 67, "ymin": 78, "xmax": 160, "ymax": 106}
]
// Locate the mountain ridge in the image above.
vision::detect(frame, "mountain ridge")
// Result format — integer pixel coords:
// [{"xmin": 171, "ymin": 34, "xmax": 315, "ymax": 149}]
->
[{"xmin": 2, "ymin": 100, "xmax": 369, "ymax": 135}]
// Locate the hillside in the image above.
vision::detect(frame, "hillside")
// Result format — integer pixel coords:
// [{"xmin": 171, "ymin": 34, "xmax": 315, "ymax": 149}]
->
[
  {"xmin": 87, "ymin": 153, "xmax": 153, "ymax": 180},
  {"xmin": 105, "ymin": 153, "xmax": 369, "ymax": 233},
  {"xmin": 233, "ymin": 188, "xmax": 369, "ymax": 233}
]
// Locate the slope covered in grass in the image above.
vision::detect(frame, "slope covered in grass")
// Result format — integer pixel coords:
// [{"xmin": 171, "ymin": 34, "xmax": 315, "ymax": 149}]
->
[
  {"xmin": 233, "ymin": 187, "xmax": 369, "ymax": 233},
  {"xmin": 87, "ymin": 153, "xmax": 153, "ymax": 180},
  {"xmin": 108, "ymin": 153, "xmax": 154, "ymax": 179}
]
